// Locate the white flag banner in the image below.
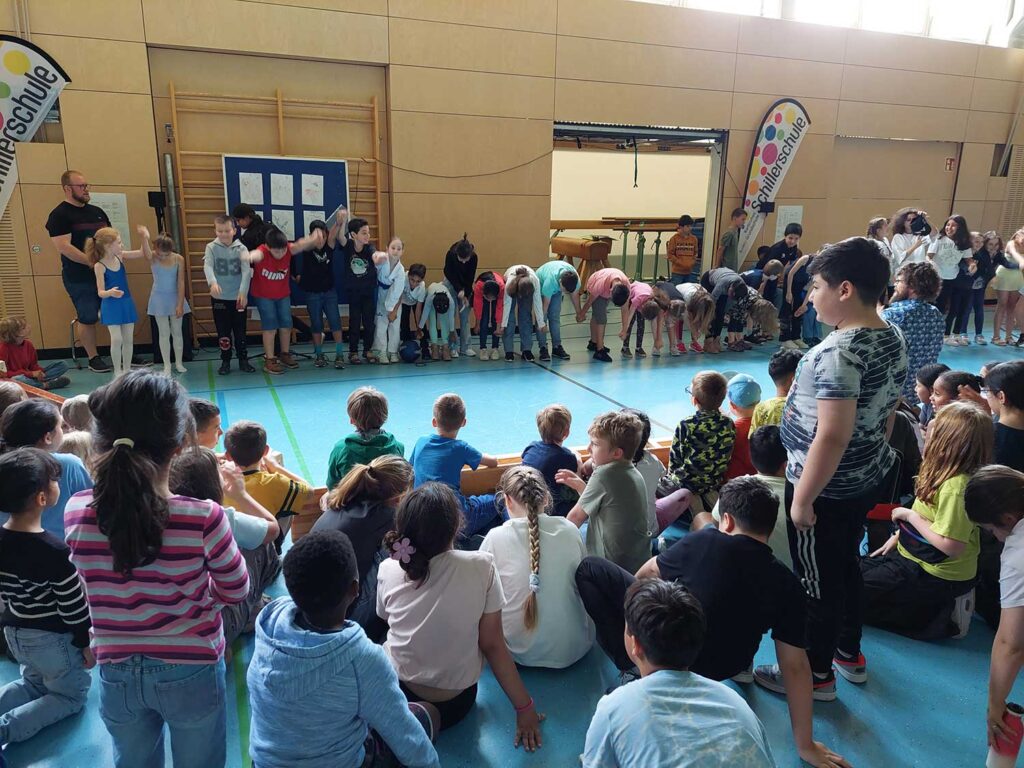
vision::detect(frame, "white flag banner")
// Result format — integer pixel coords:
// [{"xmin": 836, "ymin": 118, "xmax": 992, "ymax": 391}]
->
[
  {"xmin": 0, "ymin": 35, "xmax": 71, "ymax": 221},
  {"xmin": 736, "ymin": 98, "xmax": 811, "ymax": 262}
]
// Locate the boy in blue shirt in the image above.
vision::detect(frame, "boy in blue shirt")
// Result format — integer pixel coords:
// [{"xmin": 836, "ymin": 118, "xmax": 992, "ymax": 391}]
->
[
  {"xmin": 248, "ymin": 530, "xmax": 439, "ymax": 768},
  {"xmin": 410, "ymin": 393, "xmax": 501, "ymax": 537},
  {"xmin": 582, "ymin": 579, "xmax": 776, "ymax": 768}
]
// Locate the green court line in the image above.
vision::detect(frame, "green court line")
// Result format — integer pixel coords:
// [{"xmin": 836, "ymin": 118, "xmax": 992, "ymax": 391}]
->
[
  {"xmin": 232, "ymin": 644, "xmax": 252, "ymax": 768},
  {"xmin": 263, "ymin": 371, "xmax": 313, "ymax": 482},
  {"xmin": 207, "ymin": 359, "xmax": 216, "ymax": 398}
]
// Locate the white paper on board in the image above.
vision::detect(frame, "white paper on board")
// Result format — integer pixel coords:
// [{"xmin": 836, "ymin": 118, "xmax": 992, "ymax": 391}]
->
[
  {"xmin": 303, "ymin": 210, "xmax": 326, "ymax": 235},
  {"xmin": 774, "ymin": 205, "xmax": 804, "ymax": 242},
  {"xmin": 270, "ymin": 174, "xmax": 294, "ymax": 207},
  {"xmin": 88, "ymin": 192, "xmax": 132, "ymax": 250},
  {"xmin": 239, "ymin": 173, "xmax": 264, "ymax": 205},
  {"xmin": 271, "ymin": 209, "xmax": 295, "ymax": 241},
  {"xmin": 301, "ymin": 174, "xmax": 324, "ymax": 206}
]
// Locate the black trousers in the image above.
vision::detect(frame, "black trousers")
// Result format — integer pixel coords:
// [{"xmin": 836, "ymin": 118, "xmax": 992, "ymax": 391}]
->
[
  {"xmin": 348, "ymin": 292, "xmax": 375, "ymax": 356},
  {"xmin": 935, "ymin": 278, "xmax": 956, "ymax": 316},
  {"xmin": 701, "ymin": 272, "xmax": 728, "ymax": 338},
  {"xmin": 857, "ymin": 551, "xmax": 974, "ymax": 641},
  {"xmin": 399, "ymin": 681, "xmax": 477, "ymax": 731},
  {"xmin": 945, "ymin": 284, "xmax": 972, "ymax": 335},
  {"xmin": 575, "ymin": 556, "xmax": 634, "ymax": 672},
  {"xmin": 400, "ymin": 304, "xmax": 430, "ymax": 356},
  {"xmin": 785, "ymin": 482, "xmax": 876, "ymax": 673},
  {"xmin": 211, "ymin": 298, "xmax": 248, "ymax": 361},
  {"xmin": 623, "ymin": 313, "xmax": 646, "ymax": 347}
]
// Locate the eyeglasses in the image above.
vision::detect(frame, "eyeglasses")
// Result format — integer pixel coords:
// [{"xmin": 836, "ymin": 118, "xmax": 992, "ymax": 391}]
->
[{"xmin": 67, "ymin": 183, "xmax": 90, "ymax": 190}]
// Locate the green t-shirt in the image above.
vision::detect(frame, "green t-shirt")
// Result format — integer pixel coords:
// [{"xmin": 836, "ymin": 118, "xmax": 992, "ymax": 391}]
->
[
  {"xmin": 579, "ymin": 460, "xmax": 651, "ymax": 574},
  {"xmin": 326, "ymin": 430, "xmax": 405, "ymax": 489},
  {"xmin": 720, "ymin": 228, "xmax": 740, "ymax": 272},
  {"xmin": 536, "ymin": 260, "xmax": 578, "ymax": 299},
  {"xmin": 898, "ymin": 474, "xmax": 978, "ymax": 582}
]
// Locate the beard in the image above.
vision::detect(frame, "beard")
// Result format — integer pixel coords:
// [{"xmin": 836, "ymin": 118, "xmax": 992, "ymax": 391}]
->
[
  {"xmin": 891, "ymin": 285, "xmax": 909, "ymax": 302},
  {"xmin": 72, "ymin": 190, "xmax": 90, "ymax": 205}
]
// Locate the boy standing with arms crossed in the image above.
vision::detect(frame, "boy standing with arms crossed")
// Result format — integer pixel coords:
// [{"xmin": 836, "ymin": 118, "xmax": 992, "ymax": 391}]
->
[{"xmin": 757, "ymin": 238, "xmax": 907, "ymax": 700}]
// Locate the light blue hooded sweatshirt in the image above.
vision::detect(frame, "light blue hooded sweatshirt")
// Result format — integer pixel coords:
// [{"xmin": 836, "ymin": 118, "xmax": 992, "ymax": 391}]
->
[{"xmin": 247, "ymin": 597, "xmax": 440, "ymax": 768}]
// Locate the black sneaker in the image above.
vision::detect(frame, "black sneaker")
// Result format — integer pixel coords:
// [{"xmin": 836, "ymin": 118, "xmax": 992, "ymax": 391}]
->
[
  {"xmin": 522, "ymin": 350, "xmax": 535, "ymax": 362},
  {"xmin": 552, "ymin": 345, "xmax": 571, "ymax": 360},
  {"xmin": 538, "ymin": 346, "xmax": 551, "ymax": 362},
  {"xmin": 594, "ymin": 348, "xmax": 613, "ymax": 363},
  {"xmin": 505, "ymin": 352, "xmax": 516, "ymax": 362},
  {"xmin": 620, "ymin": 346, "xmax": 633, "ymax": 359},
  {"xmin": 635, "ymin": 347, "xmax": 647, "ymax": 359},
  {"xmin": 130, "ymin": 355, "xmax": 150, "ymax": 368},
  {"xmin": 587, "ymin": 340, "xmax": 597, "ymax": 351},
  {"xmin": 239, "ymin": 358, "xmax": 256, "ymax": 373},
  {"xmin": 218, "ymin": 360, "xmax": 231, "ymax": 376},
  {"xmin": 88, "ymin": 355, "xmax": 113, "ymax": 373},
  {"xmin": 314, "ymin": 353, "xmax": 328, "ymax": 368}
]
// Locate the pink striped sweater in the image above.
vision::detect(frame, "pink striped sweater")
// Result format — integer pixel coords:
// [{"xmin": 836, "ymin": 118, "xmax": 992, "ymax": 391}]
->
[{"xmin": 65, "ymin": 492, "xmax": 249, "ymax": 665}]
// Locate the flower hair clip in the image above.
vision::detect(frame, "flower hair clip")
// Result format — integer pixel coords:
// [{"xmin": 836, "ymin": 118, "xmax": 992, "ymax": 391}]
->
[{"xmin": 391, "ymin": 538, "xmax": 416, "ymax": 563}]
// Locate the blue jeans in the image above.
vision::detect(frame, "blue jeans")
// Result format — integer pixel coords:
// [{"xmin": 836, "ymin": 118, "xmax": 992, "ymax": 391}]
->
[
  {"xmin": 443, "ymin": 280, "xmax": 472, "ymax": 354},
  {"xmin": 0, "ymin": 627, "xmax": 90, "ymax": 744},
  {"xmin": 305, "ymin": 290, "xmax": 341, "ymax": 335},
  {"xmin": 670, "ymin": 273, "xmax": 698, "ymax": 285},
  {"xmin": 802, "ymin": 302, "xmax": 819, "ymax": 341},
  {"xmin": 253, "ymin": 296, "xmax": 292, "ymax": 331},
  {"xmin": 12, "ymin": 361, "xmax": 68, "ymax": 386},
  {"xmin": 98, "ymin": 656, "xmax": 226, "ymax": 768},
  {"xmin": 536, "ymin": 291, "xmax": 563, "ymax": 349},
  {"xmin": 478, "ymin": 300, "xmax": 499, "ymax": 349},
  {"xmin": 460, "ymin": 493, "xmax": 504, "ymax": 538},
  {"xmin": 502, "ymin": 297, "xmax": 534, "ymax": 354}
]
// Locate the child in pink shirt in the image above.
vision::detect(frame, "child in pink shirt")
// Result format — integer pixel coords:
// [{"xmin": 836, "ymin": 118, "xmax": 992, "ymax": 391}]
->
[
  {"xmin": 578, "ymin": 268, "xmax": 630, "ymax": 363},
  {"xmin": 618, "ymin": 282, "xmax": 663, "ymax": 359}
]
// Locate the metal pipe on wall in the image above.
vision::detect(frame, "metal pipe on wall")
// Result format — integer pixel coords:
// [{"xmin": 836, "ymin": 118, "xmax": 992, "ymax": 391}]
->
[{"xmin": 163, "ymin": 153, "xmax": 183, "ymax": 252}]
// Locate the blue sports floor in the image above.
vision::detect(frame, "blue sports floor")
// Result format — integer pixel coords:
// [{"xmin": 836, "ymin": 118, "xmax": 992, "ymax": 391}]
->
[{"xmin": 10, "ymin": 315, "xmax": 1024, "ymax": 767}]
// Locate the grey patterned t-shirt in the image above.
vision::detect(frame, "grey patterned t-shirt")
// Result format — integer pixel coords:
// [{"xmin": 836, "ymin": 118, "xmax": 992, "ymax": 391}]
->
[{"xmin": 781, "ymin": 323, "xmax": 908, "ymax": 499}]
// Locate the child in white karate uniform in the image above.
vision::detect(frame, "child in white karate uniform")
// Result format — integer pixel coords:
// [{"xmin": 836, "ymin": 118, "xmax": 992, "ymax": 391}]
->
[{"xmin": 373, "ymin": 237, "xmax": 407, "ymax": 364}]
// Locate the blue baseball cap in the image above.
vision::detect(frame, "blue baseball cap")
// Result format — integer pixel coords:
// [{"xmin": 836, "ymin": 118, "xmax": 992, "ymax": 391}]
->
[{"xmin": 727, "ymin": 373, "xmax": 762, "ymax": 408}]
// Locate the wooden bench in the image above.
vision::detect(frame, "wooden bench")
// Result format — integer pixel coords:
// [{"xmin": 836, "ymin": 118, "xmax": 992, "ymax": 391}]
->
[{"xmin": 291, "ymin": 437, "xmax": 673, "ymax": 542}]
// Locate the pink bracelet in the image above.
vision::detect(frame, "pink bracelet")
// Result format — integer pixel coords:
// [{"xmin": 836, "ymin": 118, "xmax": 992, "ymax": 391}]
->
[{"xmin": 514, "ymin": 697, "xmax": 534, "ymax": 713}]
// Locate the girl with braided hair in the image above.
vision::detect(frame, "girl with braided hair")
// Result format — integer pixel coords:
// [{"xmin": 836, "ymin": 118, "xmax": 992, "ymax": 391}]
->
[{"xmin": 480, "ymin": 466, "xmax": 594, "ymax": 669}]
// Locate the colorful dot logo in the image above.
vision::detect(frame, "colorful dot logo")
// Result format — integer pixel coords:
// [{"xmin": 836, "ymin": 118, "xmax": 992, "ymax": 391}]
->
[{"xmin": 0, "ymin": 49, "xmax": 32, "ymax": 101}]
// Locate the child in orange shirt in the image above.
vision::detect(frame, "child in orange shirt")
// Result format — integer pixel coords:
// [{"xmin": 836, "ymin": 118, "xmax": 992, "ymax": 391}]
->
[{"xmin": 666, "ymin": 215, "xmax": 700, "ymax": 285}]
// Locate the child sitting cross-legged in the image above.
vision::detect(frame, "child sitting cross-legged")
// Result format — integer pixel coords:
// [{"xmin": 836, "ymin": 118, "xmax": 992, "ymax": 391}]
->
[
  {"xmin": 724, "ymin": 373, "xmax": 761, "ymax": 480},
  {"xmin": 224, "ymin": 420, "xmax": 317, "ymax": 549},
  {"xmin": 860, "ymin": 401, "xmax": 992, "ymax": 641},
  {"xmin": 480, "ymin": 466, "xmax": 594, "ymax": 669},
  {"xmin": 376, "ymin": 482, "xmax": 544, "ymax": 749},
  {"xmin": 521, "ymin": 404, "xmax": 582, "ymax": 517},
  {"xmin": 0, "ymin": 316, "xmax": 70, "ymax": 391},
  {"xmin": 0, "ymin": 448, "xmax": 93, "ymax": 745},
  {"xmin": 248, "ymin": 530, "xmax": 440, "ymax": 768},
  {"xmin": 326, "ymin": 386, "xmax": 405, "ymax": 491},
  {"xmin": 577, "ymin": 476, "xmax": 849, "ymax": 767},
  {"xmin": 555, "ymin": 411, "xmax": 651, "ymax": 574},
  {"xmin": 582, "ymin": 580, "xmax": 777, "ymax": 768},
  {"xmin": 313, "ymin": 454, "xmax": 414, "ymax": 643},
  {"xmin": 169, "ymin": 448, "xmax": 280, "ymax": 647},
  {"xmin": 750, "ymin": 347, "xmax": 803, "ymax": 433},
  {"xmin": 410, "ymin": 393, "xmax": 501, "ymax": 538}
]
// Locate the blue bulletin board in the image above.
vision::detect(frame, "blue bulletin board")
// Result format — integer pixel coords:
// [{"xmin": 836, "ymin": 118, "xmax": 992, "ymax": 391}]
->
[{"xmin": 222, "ymin": 154, "xmax": 351, "ymax": 304}]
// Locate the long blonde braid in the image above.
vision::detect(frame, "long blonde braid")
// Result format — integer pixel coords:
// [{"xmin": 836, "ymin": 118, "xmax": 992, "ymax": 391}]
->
[{"xmin": 497, "ymin": 465, "xmax": 552, "ymax": 631}]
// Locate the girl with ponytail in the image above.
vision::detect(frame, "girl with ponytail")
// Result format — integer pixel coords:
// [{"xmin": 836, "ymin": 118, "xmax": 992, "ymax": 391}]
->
[
  {"xmin": 64, "ymin": 370, "xmax": 249, "ymax": 768},
  {"xmin": 481, "ymin": 466, "xmax": 594, "ymax": 669},
  {"xmin": 377, "ymin": 482, "xmax": 544, "ymax": 750},
  {"xmin": 313, "ymin": 454, "xmax": 413, "ymax": 640}
]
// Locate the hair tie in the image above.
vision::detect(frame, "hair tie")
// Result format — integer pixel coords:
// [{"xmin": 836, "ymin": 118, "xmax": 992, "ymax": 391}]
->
[
  {"xmin": 391, "ymin": 537, "xmax": 415, "ymax": 563},
  {"xmin": 528, "ymin": 573, "xmax": 540, "ymax": 593},
  {"xmin": 113, "ymin": 438, "xmax": 134, "ymax": 449}
]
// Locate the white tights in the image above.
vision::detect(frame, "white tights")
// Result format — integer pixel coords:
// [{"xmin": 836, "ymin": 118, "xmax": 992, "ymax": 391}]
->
[
  {"xmin": 107, "ymin": 323, "xmax": 135, "ymax": 377},
  {"xmin": 154, "ymin": 315, "xmax": 186, "ymax": 374}
]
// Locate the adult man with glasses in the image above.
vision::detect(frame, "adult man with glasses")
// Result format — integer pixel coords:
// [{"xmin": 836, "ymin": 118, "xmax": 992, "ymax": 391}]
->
[{"xmin": 45, "ymin": 170, "xmax": 113, "ymax": 372}]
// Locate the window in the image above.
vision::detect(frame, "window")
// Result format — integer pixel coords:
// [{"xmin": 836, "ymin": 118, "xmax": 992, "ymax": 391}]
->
[
  {"xmin": 860, "ymin": 0, "xmax": 929, "ymax": 36},
  {"xmin": 788, "ymin": 0, "xmax": 860, "ymax": 27},
  {"xmin": 929, "ymin": 0, "xmax": 999, "ymax": 43}
]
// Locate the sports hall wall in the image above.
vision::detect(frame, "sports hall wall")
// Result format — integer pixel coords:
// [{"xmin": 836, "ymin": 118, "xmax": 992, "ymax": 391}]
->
[{"xmin": 2, "ymin": 0, "xmax": 1023, "ymax": 352}]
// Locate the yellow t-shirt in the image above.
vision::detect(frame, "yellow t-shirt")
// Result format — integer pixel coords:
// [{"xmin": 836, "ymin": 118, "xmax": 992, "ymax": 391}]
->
[
  {"xmin": 242, "ymin": 470, "xmax": 316, "ymax": 518},
  {"xmin": 750, "ymin": 397, "xmax": 786, "ymax": 435},
  {"xmin": 897, "ymin": 474, "xmax": 978, "ymax": 582}
]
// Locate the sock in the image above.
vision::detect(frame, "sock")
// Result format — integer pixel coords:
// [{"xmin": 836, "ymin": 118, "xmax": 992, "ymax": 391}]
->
[
  {"xmin": 314, "ymin": 343, "xmax": 322, "ymax": 355},
  {"xmin": 335, "ymin": 342, "xmax": 344, "ymax": 356},
  {"xmin": 813, "ymin": 671, "xmax": 831, "ymax": 680},
  {"xmin": 835, "ymin": 648, "xmax": 856, "ymax": 661}
]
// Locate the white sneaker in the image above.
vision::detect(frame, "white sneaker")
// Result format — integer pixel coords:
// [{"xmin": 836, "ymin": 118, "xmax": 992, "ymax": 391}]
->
[
  {"xmin": 779, "ymin": 340, "xmax": 798, "ymax": 350},
  {"xmin": 794, "ymin": 340, "xmax": 809, "ymax": 349},
  {"xmin": 388, "ymin": 352, "xmax": 400, "ymax": 363},
  {"xmin": 976, "ymin": 335, "xmax": 988, "ymax": 346},
  {"xmin": 465, "ymin": 348, "xmax": 477, "ymax": 357},
  {"xmin": 943, "ymin": 335, "xmax": 954, "ymax": 346},
  {"xmin": 450, "ymin": 349, "xmax": 459, "ymax": 359},
  {"xmin": 952, "ymin": 588, "xmax": 975, "ymax": 639},
  {"xmin": 959, "ymin": 335, "xmax": 970, "ymax": 346}
]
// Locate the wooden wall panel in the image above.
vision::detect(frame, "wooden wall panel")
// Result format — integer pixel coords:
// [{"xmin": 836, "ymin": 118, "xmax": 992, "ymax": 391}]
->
[
  {"xmin": 14, "ymin": 144, "xmax": 67, "ymax": 186},
  {"xmin": 967, "ymin": 110, "xmax": 1013, "ymax": 143},
  {"xmin": 389, "ymin": 0, "xmax": 556, "ymax": 33},
  {"xmin": 840, "ymin": 66, "xmax": 974, "ymax": 110},
  {"xmin": 6, "ymin": 188, "xmax": 34, "ymax": 276},
  {"xmin": 970, "ymin": 78, "xmax": 1021, "ymax": 114},
  {"xmin": 830, "ymin": 138, "xmax": 959, "ymax": 201},
  {"xmin": 730, "ymin": 93, "xmax": 839, "ymax": 135},
  {"xmin": 554, "ymin": 79, "xmax": 732, "ymax": 129},
  {"xmin": 836, "ymin": 101, "xmax": 969, "ymax": 143},
  {"xmin": 737, "ymin": 15, "xmax": 848, "ymax": 64},
  {"xmin": 25, "ymin": 0, "xmax": 145, "ymax": 41},
  {"xmin": 254, "ymin": 0, "xmax": 387, "ymax": 14},
  {"xmin": 389, "ymin": 18, "xmax": 554, "ymax": 76},
  {"xmin": 957, "ymin": 143, "xmax": 996, "ymax": 201},
  {"xmin": 34, "ymin": 276, "xmax": 77, "ymax": 351},
  {"xmin": 19, "ymin": 184, "xmax": 67, "ymax": 277},
  {"xmin": 975, "ymin": 46, "xmax": 1024, "ymax": 82},
  {"xmin": 389, "ymin": 67, "xmax": 553, "ymax": 120},
  {"xmin": 556, "ymin": 36, "xmax": 735, "ymax": 91},
  {"xmin": 844, "ymin": 29, "xmax": 978, "ymax": 76},
  {"xmin": 734, "ymin": 56, "xmax": 844, "ymax": 100},
  {"xmin": 60, "ymin": 92, "xmax": 160, "ymax": 187},
  {"xmin": 556, "ymin": 0, "xmax": 739, "ymax": 52},
  {"xmin": 32, "ymin": 35, "xmax": 150, "ymax": 95}
]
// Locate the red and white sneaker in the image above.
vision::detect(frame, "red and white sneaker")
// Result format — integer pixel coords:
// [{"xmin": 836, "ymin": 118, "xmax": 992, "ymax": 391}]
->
[
  {"xmin": 690, "ymin": 340, "xmax": 703, "ymax": 353},
  {"xmin": 833, "ymin": 652, "xmax": 867, "ymax": 684},
  {"xmin": 676, "ymin": 341, "xmax": 688, "ymax": 353}
]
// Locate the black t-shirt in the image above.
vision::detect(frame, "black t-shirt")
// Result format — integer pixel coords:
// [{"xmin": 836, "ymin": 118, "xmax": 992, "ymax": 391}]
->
[
  {"xmin": 45, "ymin": 201, "xmax": 111, "ymax": 283},
  {"xmin": 758, "ymin": 239, "xmax": 800, "ymax": 270},
  {"xmin": 295, "ymin": 246, "xmax": 335, "ymax": 293},
  {"xmin": 443, "ymin": 247, "xmax": 478, "ymax": 297},
  {"xmin": 310, "ymin": 500, "xmax": 395, "ymax": 583},
  {"xmin": 238, "ymin": 215, "xmax": 268, "ymax": 251},
  {"xmin": 996, "ymin": 423, "xmax": 1024, "ymax": 472},
  {"xmin": 521, "ymin": 440, "xmax": 580, "ymax": 517},
  {"xmin": 656, "ymin": 527, "xmax": 806, "ymax": 680},
  {"xmin": 340, "ymin": 240, "xmax": 377, "ymax": 296}
]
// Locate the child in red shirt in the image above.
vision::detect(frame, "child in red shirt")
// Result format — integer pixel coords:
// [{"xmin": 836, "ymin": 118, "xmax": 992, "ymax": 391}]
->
[
  {"xmin": 0, "ymin": 318, "xmax": 70, "ymax": 390},
  {"xmin": 725, "ymin": 374, "xmax": 761, "ymax": 480},
  {"xmin": 244, "ymin": 225, "xmax": 325, "ymax": 375}
]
